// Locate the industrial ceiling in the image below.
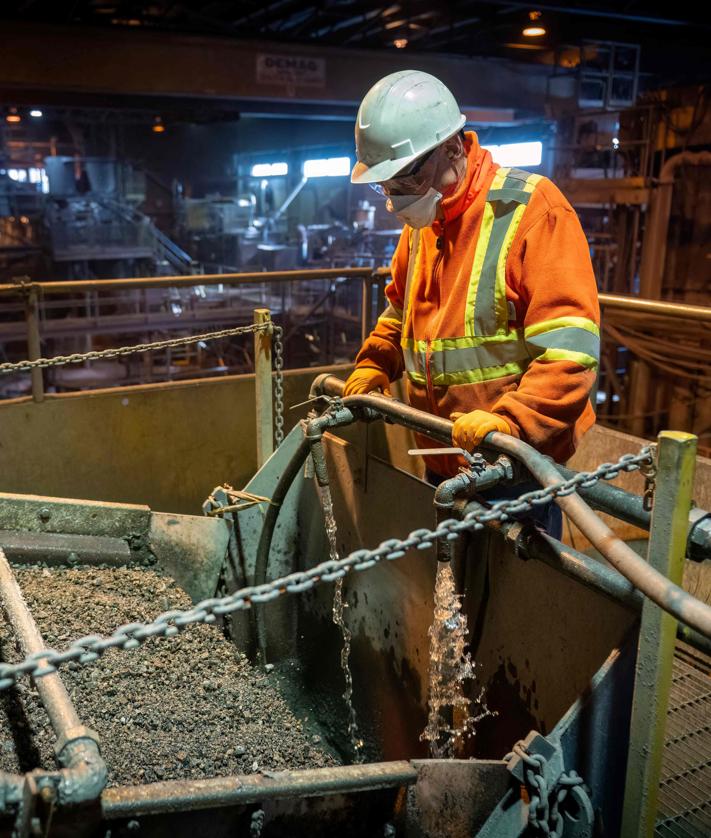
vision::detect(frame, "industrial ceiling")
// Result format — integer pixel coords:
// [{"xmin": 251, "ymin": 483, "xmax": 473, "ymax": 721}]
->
[{"xmin": 1, "ymin": 2, "xmax": 709, "ymax": 84}]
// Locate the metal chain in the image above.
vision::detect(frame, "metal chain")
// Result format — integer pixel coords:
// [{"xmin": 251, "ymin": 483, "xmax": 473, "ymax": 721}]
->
[
  {"xmin": 508, "ymin": 741, "xmax": 585, "ymax": 837},
  {"xmin": 272, "ymin": 324, "xmax": 285, "ymax": 446},
  {"xmin": 0, "ymin": 323, "xmax": 269, "ymax": 375},
  {"xmin": 640, "ymin": 443, "xmax": 658, "ymax": 512},
  {"xmin": 0, "ymin": 446, "xmax": 652, "ymax": 691}
]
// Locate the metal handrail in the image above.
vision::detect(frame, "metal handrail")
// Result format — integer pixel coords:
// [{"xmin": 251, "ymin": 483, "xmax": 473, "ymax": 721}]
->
[
  {"xmin": 312, "ymin": 374, "xmax": 711, "ymax": 639},
  {"xmin": 0, "ymin": 267, "xmax": 375, "ymax": 295},
  {"xmin": 2, "ymin": 266, "xmax": 710, "ymax": 324}
]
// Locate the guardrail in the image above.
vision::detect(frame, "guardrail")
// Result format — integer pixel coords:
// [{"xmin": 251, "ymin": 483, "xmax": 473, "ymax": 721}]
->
[{"xmin": 1, "ymin": 268, "xmax": 710, "ymax": 403}]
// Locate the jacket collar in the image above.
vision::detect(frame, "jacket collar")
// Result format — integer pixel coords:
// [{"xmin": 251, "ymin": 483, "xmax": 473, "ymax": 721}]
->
[{"xmin": 432, "ymin": 131, "xmax": 496, "ymax": 234}]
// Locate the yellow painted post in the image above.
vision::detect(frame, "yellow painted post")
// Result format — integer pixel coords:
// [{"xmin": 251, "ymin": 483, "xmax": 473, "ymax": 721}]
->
[
  {"xmin": 254, "ymin": 308, "xmax": 273, "ymax": 468},
  {"xmin": 622, "ymin": 431, "xmax": 697, "ymax": 837}
]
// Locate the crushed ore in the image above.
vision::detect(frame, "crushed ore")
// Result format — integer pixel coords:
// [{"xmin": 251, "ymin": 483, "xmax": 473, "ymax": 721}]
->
[{"xmin": 0, "ymin": 566, "xmax": 337, "ymax": 786}]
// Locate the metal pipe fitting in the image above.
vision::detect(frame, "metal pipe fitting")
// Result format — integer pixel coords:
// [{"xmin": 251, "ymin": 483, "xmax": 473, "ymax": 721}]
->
[
  {"xmin": 557, "ymin": 467, "xmax": 711, "ymax": 563},
  {"xmin": 313, "ymin": 374, "xmax": 711, "ymax": 639},
  {"xmin": 0, "ymin": 547, "xmax": 108, "ymax": 811}
]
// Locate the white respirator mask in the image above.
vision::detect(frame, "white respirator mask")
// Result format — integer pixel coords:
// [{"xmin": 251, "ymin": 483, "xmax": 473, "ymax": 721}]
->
[{"xmin": 386, "ymin": 188, "xmax": 442, "ymax": 229}]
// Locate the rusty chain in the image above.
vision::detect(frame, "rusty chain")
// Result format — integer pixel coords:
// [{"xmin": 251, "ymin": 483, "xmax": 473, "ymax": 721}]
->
[
  {"xmin": 0, "ymin": 323, "xmax": 270, "ymax": 375},
  {"xmin": 273, "ymin": 325, "xmax": 285, "ymax": 446},
  {"xmin": 0, "ymin": 446, "xmax": 653, "ymax": 691}
]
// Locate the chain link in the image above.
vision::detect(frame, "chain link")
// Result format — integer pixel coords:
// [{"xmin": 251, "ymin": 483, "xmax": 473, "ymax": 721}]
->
[
  {"xmin": 272, "ymin": 325, "xmax": 285, "ymax": 447},
  {"xmin": 0, "ymin": 445, "xmax": 652, "ymax": 692},
  {"xmin": 508, "ymin": 741, "xmax": 586, "ymax": 837},
  {"xmin": 640, "ymin": 443, "xmax": 658, "ymax": 512},
  {"xmin": 0, "ymin": 323, "xmax": 270, "ymax": 375}
]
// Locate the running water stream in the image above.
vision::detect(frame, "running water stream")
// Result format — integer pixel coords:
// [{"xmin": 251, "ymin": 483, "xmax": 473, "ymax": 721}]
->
[
  {"xmin": 421, "ymin": 561, "xmax": 496, "ymax": 758},
  {"xmin": 315, "ymin": 478, "xmax": 364, "ymax": 762}
]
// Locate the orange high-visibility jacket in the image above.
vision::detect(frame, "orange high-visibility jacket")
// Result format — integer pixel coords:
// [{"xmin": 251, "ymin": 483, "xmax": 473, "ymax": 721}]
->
[{"xmin": 355, "ymin": 132, "xmax": 600, "ymax": 477}]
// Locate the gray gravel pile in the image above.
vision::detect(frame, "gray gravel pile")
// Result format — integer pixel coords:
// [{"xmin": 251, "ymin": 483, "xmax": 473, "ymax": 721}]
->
[{"xmin": 0, "ymin": 565, "xmax": 337, "ymax": 786}]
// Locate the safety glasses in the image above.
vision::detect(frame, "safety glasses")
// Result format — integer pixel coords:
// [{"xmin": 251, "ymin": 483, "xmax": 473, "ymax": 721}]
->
[
  {"xmin": 369, "ymin": 145, "xmax": 443, "ymax": 198},
  {"xmin": 370, "ymin": 139, "xmax": 464, "ymax": 198}
]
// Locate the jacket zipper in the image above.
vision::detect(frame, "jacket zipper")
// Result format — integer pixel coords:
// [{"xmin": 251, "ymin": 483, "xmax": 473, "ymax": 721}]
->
[{"xmin": 424, "ymin": 227, "xmax": 446, "ymax": 414}]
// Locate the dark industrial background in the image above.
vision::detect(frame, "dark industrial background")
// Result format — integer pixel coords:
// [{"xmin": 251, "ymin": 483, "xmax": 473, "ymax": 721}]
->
[{"xmin": 1, "ymin": 2, "xmax": 710, "ymax": 449}]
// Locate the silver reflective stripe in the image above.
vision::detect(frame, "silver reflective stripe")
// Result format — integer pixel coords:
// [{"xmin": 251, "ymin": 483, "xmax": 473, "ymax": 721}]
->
[
  {"xmin": 472, "ymin": 169, "xmax": 538, "ymax": 336},
  {"xmin": 431, "ymin": 340, "xmax": 528, "ymax": 377},
  {"xmin": 378, "ymin": 303, "xmax": 403, "ymax": 324},
  {"xmin": 401, "ymin": 228, "xmax": 420, "ymax": 339},
  {"xmin": 403, "ymin": 344, "xmax": 424, "ymax": 376},
  {"xmin": 525, "ymin": 326, "xmax": 600, "ymax": 362}
]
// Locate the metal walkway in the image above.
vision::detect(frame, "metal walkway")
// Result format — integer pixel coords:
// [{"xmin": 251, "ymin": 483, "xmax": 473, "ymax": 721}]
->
[{"xmin": 655, "ymin": 644, "xmax": 711, "ymax": 837}]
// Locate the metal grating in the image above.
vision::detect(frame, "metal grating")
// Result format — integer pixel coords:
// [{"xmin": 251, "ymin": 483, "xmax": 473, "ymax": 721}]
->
[{"xmin": 655, "ymin": 645, "xmax": 711, "ymax": 838}]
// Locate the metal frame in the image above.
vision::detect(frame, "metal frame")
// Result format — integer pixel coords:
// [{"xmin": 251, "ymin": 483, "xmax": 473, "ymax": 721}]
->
[
  {"xmin": 622, "ymin": 432, "xmax": 698, "ymax": 836},
  {"xmin": 0, "ymin": 546, "xmax": 108, "ymax": 829},
  {"xmin": 3, "ymin": 264, "xmax": 711, "ymax": 404}
]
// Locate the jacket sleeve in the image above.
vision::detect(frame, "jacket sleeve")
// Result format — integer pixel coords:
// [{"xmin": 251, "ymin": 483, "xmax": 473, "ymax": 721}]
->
[
  {"xmin": 352, "ymin": 228, "xmax": 410, "ymax": 381},
  {"xmin": 490, "ymin": 198, "xmax": 600, "ymax": 452}
]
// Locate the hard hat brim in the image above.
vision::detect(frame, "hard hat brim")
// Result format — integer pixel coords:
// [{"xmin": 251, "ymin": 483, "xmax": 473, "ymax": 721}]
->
[{"xmin": 351, "ymin": 114, "xmax": 466, "ymax": 185}]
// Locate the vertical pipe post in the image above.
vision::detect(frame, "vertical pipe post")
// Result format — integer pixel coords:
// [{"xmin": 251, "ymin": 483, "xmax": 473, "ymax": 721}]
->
[
  {"xmin": 361, "ymin": 277, "xmax": 373, "ymax": 344},
  {"xmin": 254, "ymin": 308, "xmax": 274, "ymax": 468},
  {"xmin": 25, "ymin": 285, "xmax": 44, "ymax": 403},
  {"xmin": 622, "ymin": 430, "xmax": 697, "ymax": 838}
]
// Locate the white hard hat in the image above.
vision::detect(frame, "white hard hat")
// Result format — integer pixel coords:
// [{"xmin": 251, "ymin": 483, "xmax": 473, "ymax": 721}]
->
[{"xmin": 351, "ymin": 70, "xmax": 466, "ymax": 185}]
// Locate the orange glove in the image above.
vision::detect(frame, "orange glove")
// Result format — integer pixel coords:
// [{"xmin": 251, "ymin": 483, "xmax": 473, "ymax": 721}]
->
[
  {"xmin": 343, "ymin": 366, "xmax": 391, "ymax": 396},
  {"xmin": 451, "ymin": 410, "xmax": 511, "ymax": 451}
]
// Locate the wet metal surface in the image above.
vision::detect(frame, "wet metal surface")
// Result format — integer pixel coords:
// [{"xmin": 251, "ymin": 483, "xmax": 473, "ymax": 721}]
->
[{"xmin": 101, "ymin": 761, "xmax": 417, "ymax": 817}]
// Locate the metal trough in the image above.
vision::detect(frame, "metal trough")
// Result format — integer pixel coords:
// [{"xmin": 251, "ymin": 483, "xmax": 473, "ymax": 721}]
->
[{"xmin": 0, "ymin": 376, "xmax": 709, "ymax": 837}]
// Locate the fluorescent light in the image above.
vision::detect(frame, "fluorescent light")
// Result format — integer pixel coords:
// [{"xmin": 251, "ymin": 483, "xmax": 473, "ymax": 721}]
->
[
  {"xmin": 303, "ymin": 156, "xmax": 351, "ymax": 178},
  {"xmin": 483, "ymin": 141, "xmax": 543, "ymax": 168},
  {"xmin": 522, "ymin": 26, "xmax": 546, "ymax": 36},
  {"xmin": 250, "ymin": 162, "xmax": 288, "ymax": 177},
  {"xmin": 29, "ymin": 109, "xmax": 43, "ymax": 118}
]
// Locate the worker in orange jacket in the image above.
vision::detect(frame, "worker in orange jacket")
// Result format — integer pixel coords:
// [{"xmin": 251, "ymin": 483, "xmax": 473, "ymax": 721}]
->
[{"xmin": 344, "ymin": 71, "xmax": 599, "ymax": 529}]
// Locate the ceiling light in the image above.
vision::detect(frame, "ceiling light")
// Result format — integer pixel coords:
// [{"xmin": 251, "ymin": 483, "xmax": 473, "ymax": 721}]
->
[
  {"xmin": 393, "ymin": 38, "xmax": 408, "ymax": 49},
  {"xmin": 152, "ymin": 117, "xmax": 165, "ymax": 133},
  {"xmin": 523, "ymin": 10, "xmax": 546, "ymax": 37},
  {"xmin": 29, "ymin": 109, "xmax": 43, "ymax": 118},
  {"xmin": 6, "ymin": 109, "xmax": 21, "ymax": 124}
]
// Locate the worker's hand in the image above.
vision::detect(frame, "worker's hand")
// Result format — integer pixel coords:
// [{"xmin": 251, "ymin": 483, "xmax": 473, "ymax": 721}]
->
[
  {"xmin": 450, "ymin": 410, "xmax": 511, "ymax": 451},
  {"xmin": 343, "ymin": 366, "xmax": 391, "ymax": 396}
]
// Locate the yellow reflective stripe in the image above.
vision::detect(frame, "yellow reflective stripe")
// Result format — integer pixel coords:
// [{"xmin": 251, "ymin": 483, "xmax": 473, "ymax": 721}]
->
[
  {"xmin": 378, "ymin": 303, "xmax": 403, "ymax": 327},
  {"xmin": 493, "ymin": 171, "xmax": 542, "ymax": 333},
  {"xmin": 537, "ymin": 348, "xmax": 599, "ymax": 369},
  {"xmin": 406, "ymin": 360, "xmax": 527, "ymax": 386},
  {"xmin": 525, "ymin": 316, "xmax": 599, "ymax": 338},
  {"xmin": 402, "ymin": 330, "xmax": 523, "ymax": 353},
  {"xmin": 464, "ymin": 167, "xmax": 510, "ymax": 336}
]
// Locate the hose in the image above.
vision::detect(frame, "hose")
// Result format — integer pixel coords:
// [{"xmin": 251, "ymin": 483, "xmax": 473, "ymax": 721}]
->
[{"xmin": 253, "ymin": 436, "xmax": 312, "ymax": 663}]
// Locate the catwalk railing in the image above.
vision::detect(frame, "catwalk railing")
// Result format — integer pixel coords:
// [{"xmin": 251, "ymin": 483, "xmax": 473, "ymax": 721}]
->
[{"xmin": 1, "ymin": 269, "xmax": 710, "ymax": 407}]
